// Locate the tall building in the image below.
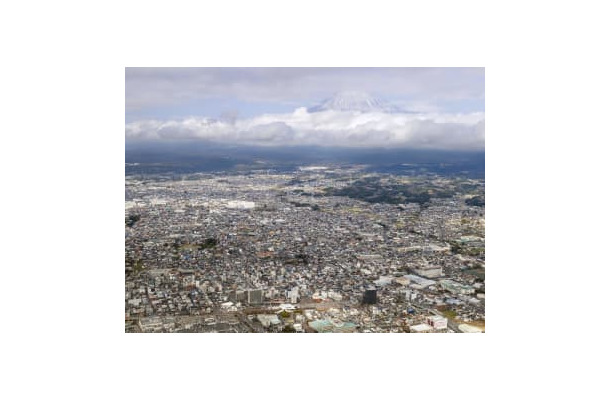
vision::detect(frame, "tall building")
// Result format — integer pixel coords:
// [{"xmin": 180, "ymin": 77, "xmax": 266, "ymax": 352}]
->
[
  {"xmin": 229, "ymin": 290, "xmax": 247, "ymax": 302},
  {"xmin": 247, "ymin": 289, "xmax": 263, "ymax": 305},
  {"xmin": 363, "ymin": 286, "xmax": 377, "ymax": 304},
  {"xmin": 287, "ymin": 287, "xmax": 299, "ymax": 304}
]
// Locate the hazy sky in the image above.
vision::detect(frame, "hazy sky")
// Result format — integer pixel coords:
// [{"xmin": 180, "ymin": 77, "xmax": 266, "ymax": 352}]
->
[{"xmin": 125, "ymin": 67, "xmax": 484, "ymax": 150}]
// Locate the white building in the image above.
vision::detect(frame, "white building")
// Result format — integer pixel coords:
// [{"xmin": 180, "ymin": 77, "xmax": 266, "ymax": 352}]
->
[
  {"xmin": 226, "ymin": 200, "xmax": 256, "ymax": 210},
  {"xmin": 287, "ymin": 287, "xmax": 300, "ymax": 303},
  {"xmin": 257, "ymin": 314, "xmax": 281, "ymax": 328},
  {"xmin": 405, "ymin": 274, "xmax": 436, "ymax": 288},
  {"xmin": 328, "ymin": 290, "xmax": 343, "ymax": 301},
  {"xmin": 426, "ymin": 315, "xmax": 448, "ymax": 330},
  {"xmin": 138, "ymin": 317, "xmax": 163, "ymax": 332},
  {"xmin": 413, "ymin": 264, "xmax": 443, "ymax": 278}
]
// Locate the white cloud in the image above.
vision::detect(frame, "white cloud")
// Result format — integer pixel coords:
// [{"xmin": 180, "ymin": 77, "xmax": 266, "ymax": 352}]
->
[{"xmin": 125, "ymin": 108, "xmax": 485, "ymax": 150}]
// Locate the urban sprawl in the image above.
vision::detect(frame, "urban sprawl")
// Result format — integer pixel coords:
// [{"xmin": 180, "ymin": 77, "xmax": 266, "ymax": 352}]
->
[{"xmin": 125, "ymin": 165, "xmax": 485, "ymax": 333}]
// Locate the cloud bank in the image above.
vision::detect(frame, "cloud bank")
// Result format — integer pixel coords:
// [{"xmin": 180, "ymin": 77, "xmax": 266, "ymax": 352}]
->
[{"xmin": 126, "ymin": 107, "xmax": 485, "ymax": 150}]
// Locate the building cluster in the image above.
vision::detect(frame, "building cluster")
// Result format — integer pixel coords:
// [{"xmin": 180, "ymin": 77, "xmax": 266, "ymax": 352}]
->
[{"xmin": 126, "ymin": 167, "xmax": 485, "ymax": 333}]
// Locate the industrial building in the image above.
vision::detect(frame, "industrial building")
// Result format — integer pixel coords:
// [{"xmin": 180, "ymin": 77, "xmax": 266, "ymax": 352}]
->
[
  {"xmin": 412, "ymin": 263, "xmax": 443, "ymax": 278},
  {"xmin": 439, "ymin": 279, "xmax": 475, "ymax": 295},
  {"xmin": 256, "ymin": 314, "xmax": 281, "ymax": 328}
]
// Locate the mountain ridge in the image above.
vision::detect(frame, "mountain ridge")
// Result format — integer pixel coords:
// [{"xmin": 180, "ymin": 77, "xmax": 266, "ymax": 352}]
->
[{"xmin": 307, "ymin": 90, "xmax": 406, "ymax": 113}]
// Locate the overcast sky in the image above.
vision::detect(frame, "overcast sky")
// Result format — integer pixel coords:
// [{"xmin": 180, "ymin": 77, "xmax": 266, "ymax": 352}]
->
[{"xmin": 125, "ymin": 67, "xmax": 484, "ymax": 150}]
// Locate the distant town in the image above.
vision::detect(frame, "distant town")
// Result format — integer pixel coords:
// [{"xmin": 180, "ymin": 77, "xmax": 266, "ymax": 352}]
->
[{"xmin": 125, "ymin": 164, "xmax": 485, "ymax": 333}]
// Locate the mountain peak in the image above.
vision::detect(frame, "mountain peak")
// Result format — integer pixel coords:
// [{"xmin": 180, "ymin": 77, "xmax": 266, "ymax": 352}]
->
[{"xmin": 308, "ymin": 91, "xmax": 403, "ymax": 113}]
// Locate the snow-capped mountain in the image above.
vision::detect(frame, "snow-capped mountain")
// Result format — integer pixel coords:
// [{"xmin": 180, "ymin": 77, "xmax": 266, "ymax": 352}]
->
[{"xmin": 307, "ymin": 90, "xmax": 405, "ymax": 113}]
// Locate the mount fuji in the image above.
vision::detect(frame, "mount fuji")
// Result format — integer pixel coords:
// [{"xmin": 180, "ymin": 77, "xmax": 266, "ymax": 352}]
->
[{"xmin": 307, "ymin": 90, "xmax": 406, "ymax": 113}]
